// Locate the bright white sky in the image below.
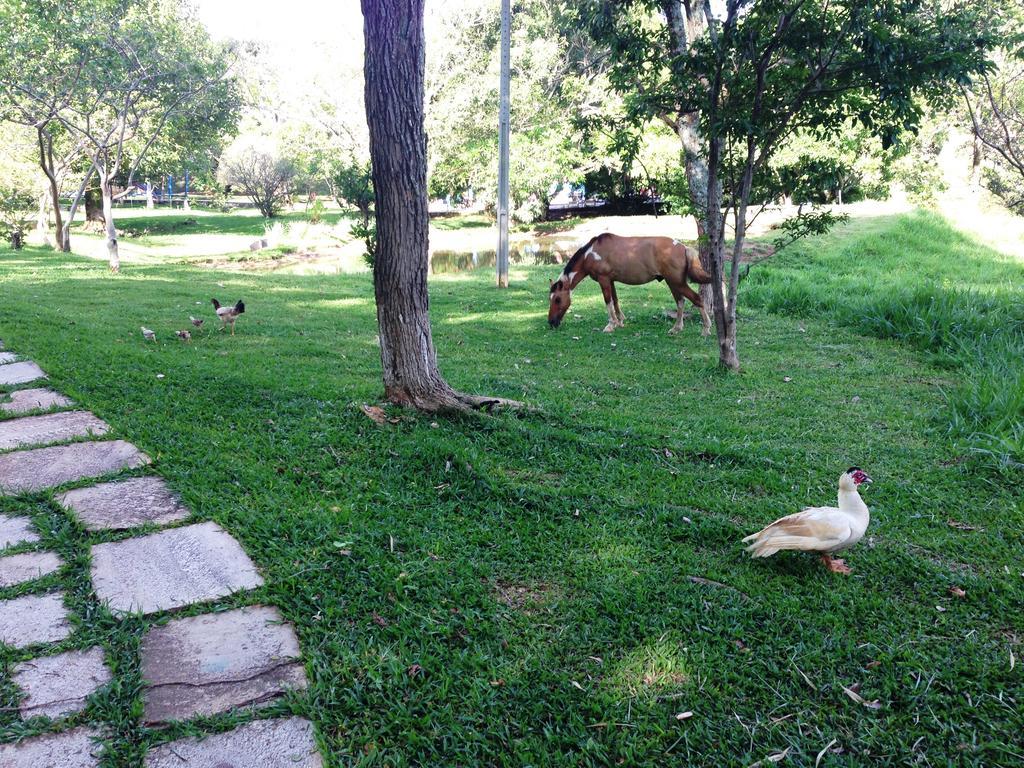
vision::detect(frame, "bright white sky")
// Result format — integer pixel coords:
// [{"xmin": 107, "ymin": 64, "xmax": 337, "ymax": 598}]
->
[
  {"xmin": 196, "ymin": 0, "xmax": 362, "ymax": 43},
  {"xmin": 195, "ymin": 0, "xmax": 460, "ymax": 44}
]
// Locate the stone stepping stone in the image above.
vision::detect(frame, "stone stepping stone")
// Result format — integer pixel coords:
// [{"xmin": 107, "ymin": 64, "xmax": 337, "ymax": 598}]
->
[
  {"xmin": 1, "ymin": 388, "xmax": 74, "ymax": 415},
  {"xmin": 0, "ymin": 361, "xmax": 47, "ymax": 386},
  {"xmin": 0, "ymin": 440, "xmax": 150, "ymax": 495},
  {"xmin": 144, "ymin": 717, "xmax": 322, "ymax": 767},
  {"xmin": 1, "ymin": 515, "xmax": 39, "ymax": 550},
  {"xmin": 0, "ymin": 726, "xmax": 103, "ymax": 768},
  {"xmin": 0, "ymin": 593, "xmax": 72, "ymax": 648},
  {"xmin": 0, "ymin": 411, "xmax": 109, "ymax": 451},
  {"xmin": 141, "ymin": 605, "xmax": 307, "ymax": 724},
  {"xmin": 91, "ymin": 521, "xmax": 263, "ymax": 616},
  {"xmin": 58, "ymin": 477, "xmax": 190, "ymax": 531},
  {"xmin": 0, "ymin": 550, "xmax": 62, "ymax": 587},
  {"xmin": 0, "ymin": 351, "xmax": 17, "ymax": 364},
  {"xmin": 11, "ymin": 646, "xmax": 113, "ymax": 720}
]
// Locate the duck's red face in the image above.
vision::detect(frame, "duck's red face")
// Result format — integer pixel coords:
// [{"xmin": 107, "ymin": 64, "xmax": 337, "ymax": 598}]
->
[
  {"xmin": 848, "ymin": 468, "xmax": 872, "ymax": 485},
  {"xmin": 548, "ymin": 279, "xmax": 571, "ymax": 328}
]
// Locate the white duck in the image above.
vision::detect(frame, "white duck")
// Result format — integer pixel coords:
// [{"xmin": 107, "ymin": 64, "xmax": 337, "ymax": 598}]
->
[{"xmin": 742, "ymin": 467, "xmax": 872, "ymax": 574}]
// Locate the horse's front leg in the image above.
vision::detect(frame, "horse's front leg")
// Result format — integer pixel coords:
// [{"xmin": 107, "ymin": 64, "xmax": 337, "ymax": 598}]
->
[
  {"xmin": 610, "ymin": 283, "xmax": 625, "ymax": 327},
  {"xmin": 598, "ymin": 279, "xmax": 617, "ymax": 333}
]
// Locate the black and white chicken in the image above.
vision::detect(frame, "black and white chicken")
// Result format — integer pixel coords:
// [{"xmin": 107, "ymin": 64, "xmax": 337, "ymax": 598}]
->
[{"xmin": 211, "ymin": 299, "xmax": 245, "ymax": 335}]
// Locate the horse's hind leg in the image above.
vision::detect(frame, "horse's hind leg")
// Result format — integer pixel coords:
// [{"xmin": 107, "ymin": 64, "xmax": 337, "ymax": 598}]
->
[
  {"xmin": 598, "ymin": 279, "xmax": 618, "ymax": 333},
  {"xmin": 667, "ymin": 281, "xmax": 686, "ymax": 335},
  {"xmin": 610, "ymin": 283, "xmax": 625, "ymax": 327}
]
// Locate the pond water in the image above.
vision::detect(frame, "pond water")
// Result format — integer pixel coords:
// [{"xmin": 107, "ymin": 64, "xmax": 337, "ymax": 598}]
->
[{"xmin": 430, "ymin": 244, "xmax": 564, "ymax": 274}]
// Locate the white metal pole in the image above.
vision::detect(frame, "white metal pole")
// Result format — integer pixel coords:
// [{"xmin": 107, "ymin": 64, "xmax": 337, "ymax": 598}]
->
[{"xmin": 496, "ymin": 0, "xmax": 511, "ymax": 288}]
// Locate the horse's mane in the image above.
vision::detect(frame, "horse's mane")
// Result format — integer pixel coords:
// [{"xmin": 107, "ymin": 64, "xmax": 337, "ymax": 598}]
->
[{"xmin": 551, "ymin": 234, "xmax": 607, "ymax": 293}]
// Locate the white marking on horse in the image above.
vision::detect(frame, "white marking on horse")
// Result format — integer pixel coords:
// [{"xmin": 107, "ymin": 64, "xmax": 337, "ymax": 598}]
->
[
  {"xmin": 586, "ymin": 247, "xmax": 601, "ymax": 261},
  {"xmin": 566, "ymin": 271, "xmax": 577, "ymax": 284}
]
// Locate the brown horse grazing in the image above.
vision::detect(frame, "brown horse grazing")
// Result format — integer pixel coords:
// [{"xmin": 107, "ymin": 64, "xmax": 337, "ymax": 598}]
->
[{"xmin": 548, "ymin": 233, "xmax": 712, "ymax": 333}]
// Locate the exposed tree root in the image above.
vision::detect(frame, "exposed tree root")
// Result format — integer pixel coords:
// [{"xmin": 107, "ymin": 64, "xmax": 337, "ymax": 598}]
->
[{"xmin": 385, "ymin": 384, "xmax": 528, "ymax": 415}]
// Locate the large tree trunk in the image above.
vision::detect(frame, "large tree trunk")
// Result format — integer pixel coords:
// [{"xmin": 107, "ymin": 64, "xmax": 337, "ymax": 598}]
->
[
  {"xmin": 36, "ymin": 190, "xmax": 48, "ymax": 236},
  {"xmin": 663, "ymin": 1, "xmax": 714, "ymax": 336},
  {"xmin": 706, "ymin": 136, "xmax": 739, "ymax": 371},
  {"xmin": 360, "ymin": 0, "xmax": 518, "ymax": 413},
  {"xmin": 678, "ymin": 113, "xmax": 714, "ymax": 336},
  {"xmin": 98, "ymin": 173, "xmax": 119, "ymax": 272},
  {"xmin": 36, "ymin": 127, "xmax": 68, "ymax": 251},
  {"xmin": 62, "ymin": 164, "xmax": 95, "ymax": 252}
]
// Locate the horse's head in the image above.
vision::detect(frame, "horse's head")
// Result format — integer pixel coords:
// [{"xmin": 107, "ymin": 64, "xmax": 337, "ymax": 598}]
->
[{"xmin": 548, "ymin": 276, "xmax": 572, "ymax": 328}]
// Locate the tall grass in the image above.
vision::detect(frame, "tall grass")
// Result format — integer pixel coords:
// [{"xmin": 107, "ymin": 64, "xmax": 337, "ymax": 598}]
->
[{"xmin": 746, "ymin": 210, "xmax": 1024, "ymax": 467}]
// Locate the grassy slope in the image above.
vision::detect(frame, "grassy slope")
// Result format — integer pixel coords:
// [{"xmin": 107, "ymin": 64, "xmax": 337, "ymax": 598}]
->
[
  {"xmin": 745, "ymin": 210, "xmax": 1024, "ymax": 464},
  {"xmin": 0, "ymin": 211, "xmax": 1021, "ymax": 766}
]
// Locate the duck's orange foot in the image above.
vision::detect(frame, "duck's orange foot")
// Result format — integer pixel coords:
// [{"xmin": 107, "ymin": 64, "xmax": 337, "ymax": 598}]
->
[{"xmin": 820, "ymin": 554, "xmax": 852, "ymax": 575}]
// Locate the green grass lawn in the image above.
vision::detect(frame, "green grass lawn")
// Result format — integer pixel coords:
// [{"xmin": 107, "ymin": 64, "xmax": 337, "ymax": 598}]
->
[
  {"xmin": 92, "ymin": 207, "xmax": 357, "ymax": 242},
  {"xmin": 1, "ymin": 210, "xmax": 1021, "ymax": 766}
]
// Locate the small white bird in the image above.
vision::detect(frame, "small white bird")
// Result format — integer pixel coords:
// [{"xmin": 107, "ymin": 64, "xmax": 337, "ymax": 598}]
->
[
  {"xmin": 189, "ymin": 315, "xmax": 204, "ymax": 329},
  {"xmin": 742, "ymin": 467, "xmax": 872, "ymax": 574},
  {"xmin": 141, "ymin": 326, "xmax": 156, "ymax": 342},
  {"xmin": 175, "ymin": 329, "xmax": 192, "ymax": 342}
]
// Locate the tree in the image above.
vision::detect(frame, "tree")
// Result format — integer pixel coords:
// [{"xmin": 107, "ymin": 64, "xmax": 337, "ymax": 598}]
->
[
  {"xmin": 0, "ymin": 184, "xmax": 33, "ymax": 249},
  {"xmin": 219, "ymin": 139, "xmax": 295, "ymax": 218},
  {"xmin": 66, "ymin": 1, "xmax": 236, "ymax": 271},
  {"xmin": 426, "ymin": 0, "xmax": 618, "ymax": 221},
  {"xmin": 129, "ymin": 89, "xmax": 241, "ymax": 211},
  {"xmin": 333, "ymin": 157, "xmax": 374, "ymax": 225},
  {"xmin": 0, "ymin": 1, "xmax": 98, "ymax": 251},
  {"xmin": 963, "ymin": 38, "xmax": 1024, "ymax": 213},
  {"xmin": 0, "ymin": 0, "xmax": 238, "ymax": 271},
  {"xmin": 361, "ymin": 0, "xmax": 518, "ymax": 413},
  {"xmin": 0, "ymin": 130, "xmax": 35, "ymax": 248},
  {"xmin": 593, "ymin": 0, "xmax": 994, "ymax": 370}
]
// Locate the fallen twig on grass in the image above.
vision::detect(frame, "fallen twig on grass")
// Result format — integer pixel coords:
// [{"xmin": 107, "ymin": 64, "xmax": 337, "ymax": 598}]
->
[{"xmin": 688, "ymin": 575, "xmax": 750, "ymax": 600}]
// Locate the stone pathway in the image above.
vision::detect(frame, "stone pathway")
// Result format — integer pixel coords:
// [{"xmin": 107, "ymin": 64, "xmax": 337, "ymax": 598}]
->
[
  {"xmin": 91, "ymin": 522, "xmax": 264, "ymax": 615},
  {"xmin": 58, "ymin": 476, "xmax": 190, "ymax": 531},
  {"xmin": 1, "ymin": 388, "xmax": 74, "ymax": 415},
  {"xmin": 1, "ymin": 515, "xmax": 39, "ymax": 549},
  {"xmin": 0, "ymin": 351, "xmax": 322, "ymax": 766},
  {"xmin": 12, "ymin": 647, "xmax": 113, "ymax": 719},
  {"xmin": 0, "ymin": 440, "xmax": 150, "ymax": 495},
  {"xmin": 0, "ymin": 361, "xmax": 47, "ymax": 386},
  {"xmin": 140, "ymin": 606, "xmax": 307, "ymax": 724},
  {"xmin": 0, "ymin": 550, "xmax": 62, "ymax": 587},
  {"xmin": 0, "ymin": 410, "xmax": 109, "ymax": 450}
]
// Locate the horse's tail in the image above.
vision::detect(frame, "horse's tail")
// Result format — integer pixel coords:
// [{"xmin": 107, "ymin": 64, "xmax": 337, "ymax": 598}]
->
[{"xmin": 686, "ymin": 251, "xmax": 713, "ymax": 284}]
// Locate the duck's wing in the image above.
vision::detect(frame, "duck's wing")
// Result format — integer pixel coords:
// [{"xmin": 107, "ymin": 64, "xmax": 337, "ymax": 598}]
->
[{"xmin": 743, "ymin": 507, "xmax": 852, "ymax": 557}]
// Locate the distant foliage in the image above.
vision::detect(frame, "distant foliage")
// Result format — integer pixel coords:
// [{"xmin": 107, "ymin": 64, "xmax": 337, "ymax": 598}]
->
[
  {"xmin": 308, "ymin": 198, "xmax": 326, "ymax": 224},
  {"xmin": 353, "ymin": 217, "xmax": 377, "ymax": 271},
  {"xmin": 888, "ymin": 119, "xmax": 950, "ymax": 205},
  {"xmin": 0, "ymin": 185, "xmax": 33, "ymax": 249},
  {"xmin": 962, "ymin": 5, "xmax": 1024, "ymax": 215},
  {"xmin": 333, "ymin": 159, "xmax": 374, "ymax": 224},
  {"xmin": 219, "ymin": 141, "xmax": 296, "ymax": 218},
  {"xmin": 426, "ymin": 0, "xmax": 624, "ymax": 220}
]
